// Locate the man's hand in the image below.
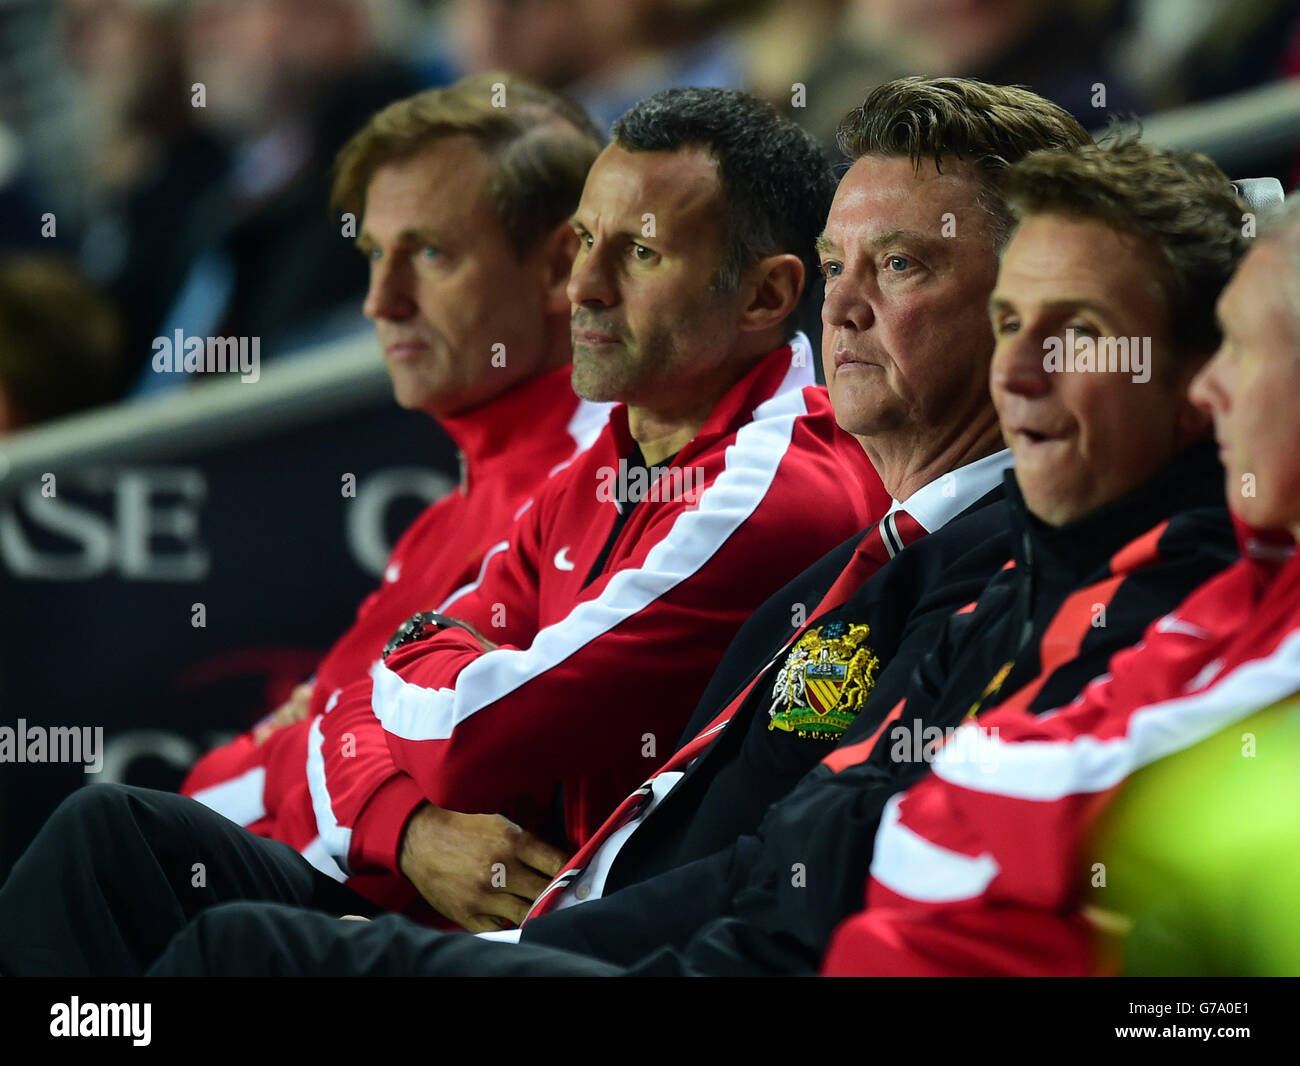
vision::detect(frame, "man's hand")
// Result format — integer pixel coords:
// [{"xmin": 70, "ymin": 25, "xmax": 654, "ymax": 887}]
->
[
  {"xmin": 253, "ymin": 683, "xmax": 313, "ymax": 744},
  {"xmin": 397, "ymin": 803, "xmax": 568, "ymax": 933}
]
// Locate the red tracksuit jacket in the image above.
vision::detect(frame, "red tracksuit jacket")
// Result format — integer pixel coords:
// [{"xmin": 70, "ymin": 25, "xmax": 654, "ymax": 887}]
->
[
  {"xmin": 271, "ymin": 340, "xmax": 889, "ymax": 909},
  {"xmin": 181, "ymin": 365, "xmax": 610, "ymax": 835},
  {"xmin": 821, "ymin": 520, "xmax": 1300, "ymax": 977}
]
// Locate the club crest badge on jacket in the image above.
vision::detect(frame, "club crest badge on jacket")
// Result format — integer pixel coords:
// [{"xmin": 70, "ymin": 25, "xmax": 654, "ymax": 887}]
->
[{"xmin": 768, "ymin": 620, "xmax": 880, "ymax": 739}]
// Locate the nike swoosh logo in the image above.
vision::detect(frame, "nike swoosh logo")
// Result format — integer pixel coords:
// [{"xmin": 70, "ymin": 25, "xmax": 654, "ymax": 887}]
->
[
  {"xmin": 554, "ymin": 546, "xmax": 576, "ymax": 571},
  {"xmin": 1155, "ymin": 615, "xmax": 1210, "ymax": 640}
]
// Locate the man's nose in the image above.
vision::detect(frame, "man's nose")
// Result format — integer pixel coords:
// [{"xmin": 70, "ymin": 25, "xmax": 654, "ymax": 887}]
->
[
  {"xmin": 1187, "ymin": 349, "xmax": 1227, "ymax": 415},
  {"xmin": 363, "ymin": 257, "xmax": 415, "ymax": 321},
  {"xmin": 821, "ymin": 273, "xmax": 874, "ymax": 332},
  {"xmin": 567, "ymin": 245, "xmax": 616, "ymax": 308},
  {"xmin": 992, "ymin": 332, "xmax": 1053, "ymax": 397}
]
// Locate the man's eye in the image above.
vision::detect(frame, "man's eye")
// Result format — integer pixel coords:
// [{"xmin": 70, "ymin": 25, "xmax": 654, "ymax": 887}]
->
[
  {"xmin": 819, "ymin": 261, "xmax": 842, "ymax": 280},
  {"xmin": 421, "ymin": 245, "xmax": 441, "ymax": 260},
  {"xmin": 631, "ymin": 243, "xmax": 655, "ymax": 262},
  {"xmin": 885, "ymin": 255, "xmax": 911, "ymax": 273},
  {"xmin": 365, "ymin": 247, "xmax": 382, "ymax": 262},
  {"xmin": 995, "ymin": 318, "xmax": 1020, "ymax": 336},
  {"xmin": 1066, "ymin": 322, "xmax": 1097, "ymax": 337}
]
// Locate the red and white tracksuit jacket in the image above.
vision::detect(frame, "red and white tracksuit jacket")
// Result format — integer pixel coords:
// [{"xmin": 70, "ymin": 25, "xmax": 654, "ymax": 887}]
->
[
  {"xmin": 181, "ymin": 365, "xmax": 611, "ymax": 838},
  {"xmin": 821, "ymin": 520, "xmax": 1300, "ymax": 977},
  {"xmin": 268, "ymin": 339, "xmax": 888, "ymax": 910}
]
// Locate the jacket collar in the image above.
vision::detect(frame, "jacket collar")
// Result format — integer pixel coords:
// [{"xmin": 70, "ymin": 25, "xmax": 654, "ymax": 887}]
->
[
  {"xmin": 604, "ymin": 333, "xmax": 816, "ymax": 464},
  {"xmin": 1003, "ymin": 439, "xmax": 1227, "ymax": 584},
  {"xmin": 891, "ymin": 449, "xmax": 1014, "ymax": 533},
  {"xmin": 437, "ymin": 365, "xmax": 580, "ymax": 493},
  {"xmin": 1232, "ymin": 513, "xmax": 1297, "ymax": 594}
]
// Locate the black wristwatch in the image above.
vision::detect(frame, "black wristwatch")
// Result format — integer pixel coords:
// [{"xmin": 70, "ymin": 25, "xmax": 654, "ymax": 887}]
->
[{"xmin": 382, "ymin": 611, "xmax": 477, "ymax": 661}]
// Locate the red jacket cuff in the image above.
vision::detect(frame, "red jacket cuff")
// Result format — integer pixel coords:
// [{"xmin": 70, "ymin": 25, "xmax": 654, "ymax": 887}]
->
[{"xmin": 350, "ymin": 773, "xmax": 427, "ymax": 874}]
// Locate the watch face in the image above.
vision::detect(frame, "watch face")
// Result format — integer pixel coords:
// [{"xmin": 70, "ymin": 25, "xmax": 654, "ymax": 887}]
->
[{"xmin": 382, "ymin": 611, "xmax": 442, "ymax": 661}]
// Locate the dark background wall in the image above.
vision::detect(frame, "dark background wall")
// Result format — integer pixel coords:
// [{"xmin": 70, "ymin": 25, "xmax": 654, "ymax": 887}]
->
[{"xmin": 0, "ymin": 395, "xmax": 456, "ymax": 878}]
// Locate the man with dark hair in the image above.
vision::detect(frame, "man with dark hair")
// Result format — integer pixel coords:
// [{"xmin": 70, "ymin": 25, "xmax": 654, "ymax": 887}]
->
[
  {"xmin": 608, "ymin": 87, "xmax": 832, "ymax": 320},
  {"xmin": 0, "ymin": 87, "xmax": 885, "ymax": 972},
  {"xmin": 177, "ymin": 71, "xmax": 612, "ymax": 885},
  {"xmin": 131, "ymin": 121, "xmax": 1249, "ymax": 980}
]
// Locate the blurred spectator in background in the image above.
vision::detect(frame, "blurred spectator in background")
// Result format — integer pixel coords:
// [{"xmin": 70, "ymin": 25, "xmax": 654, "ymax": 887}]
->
[
  {"xmin": 1163, "ymin": 0, "xmax": 1300, "ymax": 105},
  {"xmin": 60, "ymin": 0, "xmax": 227, "ymax": 381},
  {"xmin": 737, "ymin": 0, "xmax": 909, "ymax": 149},
  {"xmin": 133, "ymin": 0, "xmax": 420, "ymax": 394},
  {"xmin": 446, "ymin": 0, "xmax": 746, "ymax": 131},
  {"xmin": 841, "ymin": 0, "xmax": 1144, "ymax": 125},
  {"xmin": 1107, "ymin": 0, "xmax": 1300, "ymax": 190},
  {"xmin": 0, "ymin": 254, "xmax": 125, "ymax": 434},
  {"xmin": 9, "ymin": 0, "xmax": 1296, "ymax": 405},
  {"xmin": 1131, "ymin": 0, "xmax": 1300, "ymax": 192}
]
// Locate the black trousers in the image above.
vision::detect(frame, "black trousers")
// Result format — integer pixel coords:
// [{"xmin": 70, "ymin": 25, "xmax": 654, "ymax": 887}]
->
[
  {"xmin": 0, "ymin": 783, "xmax": 668, "ymax": 977},
  {"xmin": 147, "ymin": 902, "xmax": 633, "ymax": 976},
  {"xmin": 0, "ymin": 783, "xmax": 717, "ymax": 976},
  {"xmin": 0, "ymin": 783, "xmax": 380, "ymax": 976}
]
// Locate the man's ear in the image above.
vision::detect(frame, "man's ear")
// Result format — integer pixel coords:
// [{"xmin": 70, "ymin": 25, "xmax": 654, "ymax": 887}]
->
[
  {"xmin": 738, "ymin": 253, "xmax": 804, "ymax": 334},
  {"xmin": 538, "ymin": 224, "xmax": 580, "ymax": 315}
]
